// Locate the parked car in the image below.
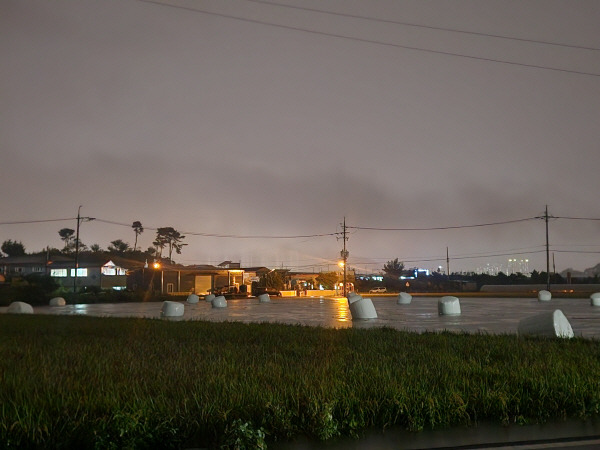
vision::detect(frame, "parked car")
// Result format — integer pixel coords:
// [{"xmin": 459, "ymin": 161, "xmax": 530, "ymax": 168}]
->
[
  {"xmin": 369, "ymin": 287, "xmax": 387, "ymax": 293},
  {"xmin": 254, "ymin": 287, "xmax": 282, "ymax": 297}
]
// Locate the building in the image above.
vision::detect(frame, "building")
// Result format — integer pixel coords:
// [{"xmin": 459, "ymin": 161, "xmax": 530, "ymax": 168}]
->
[
  {"xmin": 48, "ymin": 255, "xmax": 135, "ymax": 291},
  {"xmin": 0, "ymin": 254, "xmax": 72, "ymax": 278},
  {"xmin": 128, "ymin": 263, "xmax": 247, "ymax": 296},
  {"xmin": 0, "ymin": 254, "xmax": 138, "ymax": 292}
]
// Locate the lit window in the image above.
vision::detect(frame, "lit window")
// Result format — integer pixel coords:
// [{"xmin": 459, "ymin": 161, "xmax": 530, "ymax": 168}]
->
[
  {"xmin": 51, "ymin": 269, "xmax": 68, "ymax": 277},
  {"xmin": 102, "ymin": 266, "xmax": 116, "ymax": 276},
  {"xmin": 102, "ymin": 265, "xmax": 126, "ymax": 276},
  {"xmin": 70, "ymin": 268, "xmax": 88, "ymax": 277}
]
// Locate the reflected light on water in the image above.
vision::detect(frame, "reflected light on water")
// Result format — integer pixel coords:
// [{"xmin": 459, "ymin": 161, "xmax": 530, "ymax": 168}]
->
[
  {"xmin": 73, "ymin": 304, "xmax": 89, "ymax": 314},
  {"xmin": 334, "ymin": 297, "xmax": 350, "ymax": 322},
  {"xmin": 10, "ymin": 296, "xmax": 600, "ymax": 338}
]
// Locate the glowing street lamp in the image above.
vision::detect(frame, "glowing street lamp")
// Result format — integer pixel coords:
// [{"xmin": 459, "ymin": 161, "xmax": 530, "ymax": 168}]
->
[{"xmin": 152, "ymin": 261, "xmax": 163, "ymax": 293}]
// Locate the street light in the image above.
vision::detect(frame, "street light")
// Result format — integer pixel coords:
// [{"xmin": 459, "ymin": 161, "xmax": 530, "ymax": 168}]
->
[{"xmin": 152, "ymin": 261, "xmax": 163, "ymax": 293}]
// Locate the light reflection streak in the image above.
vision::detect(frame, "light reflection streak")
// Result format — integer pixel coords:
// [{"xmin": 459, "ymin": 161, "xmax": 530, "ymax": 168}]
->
[{"xmin": 334, "ymin": 297, "xmax": 350, "ymax": 322}]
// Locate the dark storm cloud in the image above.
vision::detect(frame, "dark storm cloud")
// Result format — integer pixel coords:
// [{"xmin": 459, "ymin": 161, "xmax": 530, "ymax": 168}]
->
[{"xmin": 2, "ymin": 0, "xmax": 600, "ymax": 272}]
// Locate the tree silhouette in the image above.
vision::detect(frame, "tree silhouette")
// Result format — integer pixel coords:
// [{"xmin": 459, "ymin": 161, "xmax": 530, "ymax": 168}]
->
[
  {"xmin": 153, "ymin": 235, "xmax": 168, "ymax": 259},
  {"xmin": 316, "ymin": 271, "xmax": 339, "ymax": 290},
  {"xmin": 132, "ymin": 221, "xmax": 143, "ymax": 251},
  {"xmin": 1, "ymin": 239, "xmax": 26, "ymax": 257},
  {"xmin": 383, "ymin": 258, "xmax": 405, "ymax": 279},
  {"xmin": 108, "ymin": 239, "xmax": 131, "ymax": 254},
  {"xmin": 58, "ymin": 228, "xmax": 75, "ymax": 252},
  {"xmin": 260, "ymin": 270, "xmax": 286, "ymax": 289},
  {"xmin": 155, "ymin": 227, "xmax": 187, "ymax": 261}
]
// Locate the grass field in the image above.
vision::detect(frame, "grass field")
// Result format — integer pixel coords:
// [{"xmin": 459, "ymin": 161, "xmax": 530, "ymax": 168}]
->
[{"xmin": 1, "ymin": 314, "xmax": 600, "ymax": 449}]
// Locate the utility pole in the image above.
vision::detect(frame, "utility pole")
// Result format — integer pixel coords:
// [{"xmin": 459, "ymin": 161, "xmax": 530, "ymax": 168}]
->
[
  {"xmin": 339, "ymin": 217, "xmax": 349, "ymax": 297},
  {"xmin": 73, "ymin": 206, "xmax": 95, "ymax": 294},
  {"xmin": 446, "ymin": 246, "xmax": 450, "ymax": 277},
  {"xmin": 74, "ymin": 206, "xmax": 82, "ymax": 293},
  {"xmin": 545, "ymin": 205, "xmax": 550, "ymax": 291}
]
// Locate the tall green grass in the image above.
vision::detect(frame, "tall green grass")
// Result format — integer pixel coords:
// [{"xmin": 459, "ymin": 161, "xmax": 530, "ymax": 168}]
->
[{"xmin": 1, "ymin": 315, "xmax": 599, "ymax": 449}]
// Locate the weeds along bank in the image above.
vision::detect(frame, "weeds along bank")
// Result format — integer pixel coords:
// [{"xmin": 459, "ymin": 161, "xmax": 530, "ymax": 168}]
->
[{"xmin": 1, "ymin": 316, "xmax": 600, "ymax": 449}]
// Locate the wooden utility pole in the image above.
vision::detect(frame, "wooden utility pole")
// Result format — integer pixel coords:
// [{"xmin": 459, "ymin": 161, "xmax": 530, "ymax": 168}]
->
[
  {"xmin": 74, "ymin": 206, "xmax": 81, "ymax": 293},
  {"xmin": 340, "ymin": 217, "xmax": 349, "ymax": 297},
  {"xmin": 545, "ymin": 205, "xmax": 550, "ymax": 291},
  {"xmin": 73, "ymin": 206, "xmax": 95, "ymax": 294}
]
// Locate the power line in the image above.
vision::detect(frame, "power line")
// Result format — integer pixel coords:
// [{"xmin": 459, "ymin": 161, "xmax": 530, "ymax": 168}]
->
[
  {"xmin": 0, "ymin": 218, "xmax": 75, "ymax": 225},
  {"xmin": 353, "ymin": 249, "xmax": 547, "ymax": 265},
  {"xmin": 553, "ymin": 216, "xmax": 600, "ymax": 221},
  {"xmin": 552, "ymin": 250, "xmax": 600, "ymax": 254},
  {"xmin": 183, "ymin": 230, "xmax": 337, "ymax": 239},
  {"xmin": 244, "ymin": 0, "xmax": 600, "ymax": 52},
  {"xmin": 93, "ymin": 218, "xmax": 336, "ymax": 239},
  {"xmin": 136, "ymin": 0, "xmax": 600, "ymax": 78},
  {"xmin": 450, "ymin": 249, "xmax": 547, "ymax": 261},
  {"xmin": 347, "ymin": 217, "xmax": 538, "ymax": 231}
]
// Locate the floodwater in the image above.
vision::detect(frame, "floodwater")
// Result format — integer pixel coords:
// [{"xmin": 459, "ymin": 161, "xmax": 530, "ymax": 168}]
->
[
  {"xmin": 6, "ymin": 295, "xmax": 600, "ymax": 338},
  {"xmin": 5, "ymin": 295, "xmax": 600, "ymax": 448}
]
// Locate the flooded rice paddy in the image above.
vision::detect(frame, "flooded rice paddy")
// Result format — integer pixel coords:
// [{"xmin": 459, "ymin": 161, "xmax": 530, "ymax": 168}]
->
[{"xmin": 9, "ymin": 295, "xmax": 600, "ymax": 338}]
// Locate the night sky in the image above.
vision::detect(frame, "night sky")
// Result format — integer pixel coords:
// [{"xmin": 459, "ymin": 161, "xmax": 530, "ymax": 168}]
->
[{"xmin": 2, "ymin": 0, "xmax": 600, "ymax": 274}]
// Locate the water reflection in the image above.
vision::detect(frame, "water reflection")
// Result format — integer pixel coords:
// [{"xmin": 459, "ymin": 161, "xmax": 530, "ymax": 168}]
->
[
  {"xmin": 4, "ymin": 296, "xmax": 600, "ymax": 338},
  {"xmin": 334, "ymin": 297, "xmax": 351, "ymax": 322}
]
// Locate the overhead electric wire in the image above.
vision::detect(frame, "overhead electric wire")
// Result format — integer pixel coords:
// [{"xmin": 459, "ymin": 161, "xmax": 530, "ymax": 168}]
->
[
  {"xmin": 182, "ymin": 230, "xmax": 338, "ymax": 239},
  {"xmin": 552, "ymin": 250, "xmax": 600, "ymax": 254},
  {"xmin": 354, "ymin": 249, "xmax": 547, "ymax": 265},
  {"xmin": 93, "ymin": 218, "xmax": 336, "ymax": 239},
  {"xmin": 0, "ymin": 218, "xmax": 76, "ymax": 225},
  {"xmin": 136, "ymin": 0, "xmax": 600, "ymax": 78},
  {"xmin": 244, "ymin": 0, "xmax": 600, "ymax": 52},
  {"xmin": 553, "ymin": 216, "xmax": 600, "ymax": 221},
  {"xmin": 347, "ymin": 217, "xmax": 538, "ymax": 231}
]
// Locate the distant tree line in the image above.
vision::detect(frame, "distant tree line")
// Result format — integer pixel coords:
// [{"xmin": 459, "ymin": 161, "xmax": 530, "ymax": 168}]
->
[
  {"xmin": 1, "ymin": 221, "xmax": 187, "ymax": 264},
  {"xmin": 354, "ymin": 258, "xmax": 600, "ymax": 293}
]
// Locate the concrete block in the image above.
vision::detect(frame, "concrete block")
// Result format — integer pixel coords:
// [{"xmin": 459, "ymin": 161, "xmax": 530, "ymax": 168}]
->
[
  {"xmin": 186, "ymin": 294, "xmax": 199, "ymax": 304},
  {"xmin": 397, "ymin": 292, "xmax": 412, "ymax": 305},
  {"xmin": 161, "ymin": 301, "xmax": 184, "ymax": 317},
  {"xmin": 438, "ymin": 296, "xmax": 461, "ymax": 315},
  {"xmin": 349, "ymin": 297, "xmax": 377, "ymax": 319},
  {"xmin": 258, "ymin": 293, "xmax": 271, "ymax": 303},
  {"xmin": 49, "ymin": 297, "xmax": 66, "ymax": 307},
  {"xmin": 212, "ymin": 295, "xmax": 227, "ymax": 308},
  {"xmin": 7, "ymin": 301, "xmax": 34, "ymax": 314},
  {"xmin": 347, "ymin": 292, "xmax": 362, "ymax": 304},
  {"xmin": 518, "ymin": 309, "xmax": 573, "ymax": 338},
  {"xmin": 538, "ymin": 290, "xmax": 552, "ymax": 301}
]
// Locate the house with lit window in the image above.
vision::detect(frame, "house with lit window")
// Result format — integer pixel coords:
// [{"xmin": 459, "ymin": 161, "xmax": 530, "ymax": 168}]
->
[
  {"xmin": 48, "ymin": 256, "xmax": 141, "ymax": 291},
  {"xmin": 0, "ymin": 254, "xmax": 72, "ymax": 278},
  {"xmin": 0, "ymin": 254, "xmax": 137, "ymax": 291}
]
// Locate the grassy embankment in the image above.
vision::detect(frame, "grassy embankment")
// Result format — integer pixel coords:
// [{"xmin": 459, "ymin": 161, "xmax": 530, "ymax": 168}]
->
[{"xmin": 1, "ymin": 315, "xmax": 600, "ymax": 449}]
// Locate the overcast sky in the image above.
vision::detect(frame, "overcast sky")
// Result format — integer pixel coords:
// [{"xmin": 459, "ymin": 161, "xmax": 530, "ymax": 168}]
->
[{"xmin": 2, "ymin": 0, "xmax": 600, "ymax": 274}]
